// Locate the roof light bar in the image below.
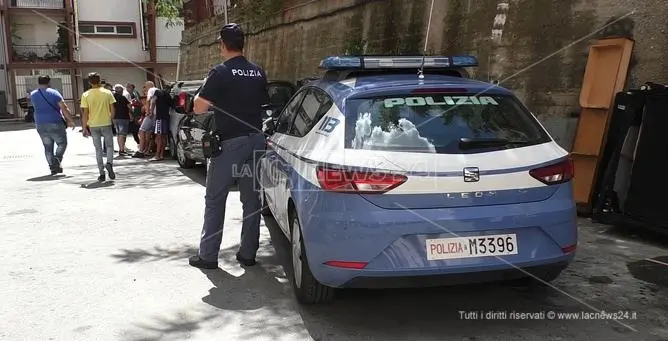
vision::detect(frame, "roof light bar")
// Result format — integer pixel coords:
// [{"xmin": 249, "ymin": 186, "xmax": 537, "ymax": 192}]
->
[{"xmin": 319, "ymin": 55, "xmax": 478, "ymax": 70}]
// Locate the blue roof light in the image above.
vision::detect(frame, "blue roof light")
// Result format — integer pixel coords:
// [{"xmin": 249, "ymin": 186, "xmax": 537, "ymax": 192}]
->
[
  {"xmin": 318, "ymin": 56, "xmax": 362, "ymax": 69},
  {"xmin": 451, "ymin": 55, "xmax": 478, "ymax": 67},
  {"xmin": 319, "ymin": 55, "xmax": 478, "ymax": 70}
]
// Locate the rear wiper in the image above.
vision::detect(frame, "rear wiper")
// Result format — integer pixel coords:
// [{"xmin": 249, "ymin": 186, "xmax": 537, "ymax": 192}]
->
[{"xmin": 458, "ymin": 137, "xmax": 532, "ymax": 150}]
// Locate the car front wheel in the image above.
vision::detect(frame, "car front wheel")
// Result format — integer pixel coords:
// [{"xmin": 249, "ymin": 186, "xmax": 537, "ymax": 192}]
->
[
  {"xmin": 176, "ymin": 136, "xmax": 196, "ymax": 169},
  {"xmin": 169, "ymin": 135, "xmax": 178, "ymax": 160},
  {"xmin": 290, "ymin": 209, "xmax": 334, "ymax": 304}
]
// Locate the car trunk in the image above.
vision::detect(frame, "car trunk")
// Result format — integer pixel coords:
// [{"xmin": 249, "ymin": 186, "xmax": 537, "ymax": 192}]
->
[
  {"xmin": 340, "ymin": 91, "xmax": 567, "ymax": 210},
  {"xmin": 335, "ymin": 147, "xmax": 566, "ymax": 210}
]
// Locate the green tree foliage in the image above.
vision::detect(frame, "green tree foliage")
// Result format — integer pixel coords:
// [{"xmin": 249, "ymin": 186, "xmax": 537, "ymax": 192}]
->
[{"xmin": 148, "ymin": 0, "xmax": 183, "ymax": 26}]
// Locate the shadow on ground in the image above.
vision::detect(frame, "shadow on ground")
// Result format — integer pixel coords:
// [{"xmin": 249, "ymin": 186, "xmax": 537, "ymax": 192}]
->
[
  {"xmin": 111, "ymin": 244, "xmax": 199, "ymax": 263},
  {"xmin": 59, "ymin": 157, "xmax": 242, "ymax": 191},
  {"xmin": 114, "ymin": 215, "xmax": 659, "ymax": 341},
  {"xmin": 63, "ymin": 159, "xmax": 193, "ymax": 189},
  {"xmin": 594, "ymin": 221, "xmax": 668, "ymax": 250},
  {"xmin": 178, "ymin": 167, "xmax": 241, "ymax": 191},
  {"xmin": 178, "ymin": 167, "xmax": 206, "ymax": 187},
  {"xmin": 26, "ymin": 174, "xmax": 70, "ymax": 182},
  {"xmin": 115, "ymin": 236, "xmax": 306, "ymax": 341},
  {"xmin": 0, "ymin": 122, "xmax": 34, "ymax": 132}
]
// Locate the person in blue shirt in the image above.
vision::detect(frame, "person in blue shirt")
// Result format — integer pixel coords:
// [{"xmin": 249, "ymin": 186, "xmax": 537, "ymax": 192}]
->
[{"xmin": 30, "ymin": 75, "xmax": 75, "ymax": 175}]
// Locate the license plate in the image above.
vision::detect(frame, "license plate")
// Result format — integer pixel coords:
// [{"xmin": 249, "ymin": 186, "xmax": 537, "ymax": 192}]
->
[{"xmin": 426, "ymin": 234, "xmax": 518, "ymax": 261}]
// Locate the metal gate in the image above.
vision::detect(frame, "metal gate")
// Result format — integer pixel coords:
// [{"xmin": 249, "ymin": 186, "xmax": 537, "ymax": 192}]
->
[{"xmin": 12, "ymin": 69, "xmax": 75, "ymax": 119}]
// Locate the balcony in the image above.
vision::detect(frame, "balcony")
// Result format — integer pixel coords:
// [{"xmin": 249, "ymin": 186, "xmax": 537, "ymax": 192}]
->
[
  {"xmin": 156, "ymin": 46, "xmax": 179, "ymax": 63},
  {"xmin": 9, "ymin": 0, "xmax": 65, "ymax": 9},
  {"xmin": 12, "ymin": 44, "xmax": 68, "ymax": 63}
]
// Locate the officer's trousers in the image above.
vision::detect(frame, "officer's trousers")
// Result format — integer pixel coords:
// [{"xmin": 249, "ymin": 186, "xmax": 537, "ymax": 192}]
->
[{"xmin": 198, "ymin": 133, "xmax": 266, "ymax": 262}]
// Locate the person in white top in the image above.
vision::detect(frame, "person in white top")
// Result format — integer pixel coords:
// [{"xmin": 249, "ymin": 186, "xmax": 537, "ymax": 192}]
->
[{"xmin": 133, "ymin": 81, "xmax": 158, "ymax": 158}]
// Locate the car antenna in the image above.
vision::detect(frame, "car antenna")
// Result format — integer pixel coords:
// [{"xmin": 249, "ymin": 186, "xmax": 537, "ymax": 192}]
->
[{"xmin": 418, "ymin": 0, "xmax": 436, "ymax": 80}]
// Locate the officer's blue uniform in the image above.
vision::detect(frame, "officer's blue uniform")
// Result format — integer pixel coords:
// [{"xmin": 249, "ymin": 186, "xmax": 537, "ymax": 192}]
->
[{"xmin": 195, "ymin": 54, "xmax": 269, "ymax": 265}]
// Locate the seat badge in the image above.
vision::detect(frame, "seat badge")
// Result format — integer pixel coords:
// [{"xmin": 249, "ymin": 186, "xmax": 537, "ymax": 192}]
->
[{"xmin": 463, "ymin": 167, "xmax": 480, "ymax": 182}]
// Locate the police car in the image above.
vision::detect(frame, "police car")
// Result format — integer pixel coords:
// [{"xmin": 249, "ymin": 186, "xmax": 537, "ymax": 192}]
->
[{"xmin": 260, "ymin": 55, "xmax": 577, "ymax": 304}]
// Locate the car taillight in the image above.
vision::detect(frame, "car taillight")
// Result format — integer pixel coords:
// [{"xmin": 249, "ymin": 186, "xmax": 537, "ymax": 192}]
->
[
  {"xmin": 529, "ymin": 158, "xmax": 574, "ymax": 185},
  {"xmin": 316, "ymin": 166, "xmax": 407, "ymax": 194},
  {"xmin": 324, "ymin": 261, "xmax": 368, "ymax": 269},
  {"xmin": 177, "ymin": 92, "xmax": 187, "ymax": 107}
]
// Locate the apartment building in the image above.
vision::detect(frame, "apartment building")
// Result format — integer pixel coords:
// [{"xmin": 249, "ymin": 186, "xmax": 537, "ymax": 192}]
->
[{"xmin": 0, "ymin": 0, "xmax": 183, "ymax": 119}]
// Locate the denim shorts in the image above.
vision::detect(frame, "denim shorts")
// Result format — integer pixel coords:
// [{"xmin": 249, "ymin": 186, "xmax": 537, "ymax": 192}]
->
[
  {"xmin": 139, "ymin": 116, "xmax": 155, "ymax": 132},
  {"xmin": 113, "ymin": 119, "xmax": 130, "ymax": 136}
]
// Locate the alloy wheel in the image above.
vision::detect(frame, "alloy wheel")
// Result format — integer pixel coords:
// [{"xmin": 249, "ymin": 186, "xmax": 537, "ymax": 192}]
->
[
  {"xmin": 291, "ymin": 218, "xmax": 303, "ymax": 288},
  {"xmin": 177, "ymin": 139, "xmax": 186, "ymax": 165}
]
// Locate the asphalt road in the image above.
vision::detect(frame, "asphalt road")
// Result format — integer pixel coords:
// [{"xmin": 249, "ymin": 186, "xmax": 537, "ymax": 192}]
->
[{"xmin": 1, "ymin": 124, "xmax": 667, "ymax": 341}]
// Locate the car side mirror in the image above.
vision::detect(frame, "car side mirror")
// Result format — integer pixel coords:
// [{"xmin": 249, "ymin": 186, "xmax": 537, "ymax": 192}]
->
[
  {"xmin": 263, "ymin": 117, "xmax": 276, "ymax": 136},
  {"xmin": 262, "ymin": 104, "xmax": 281, "ymax": 118}
]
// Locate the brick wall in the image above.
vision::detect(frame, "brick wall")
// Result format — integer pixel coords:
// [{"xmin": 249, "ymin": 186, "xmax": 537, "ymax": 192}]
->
[{"xmin": 179, "ymin": 0, "xmax": 668, "ymax": 149}]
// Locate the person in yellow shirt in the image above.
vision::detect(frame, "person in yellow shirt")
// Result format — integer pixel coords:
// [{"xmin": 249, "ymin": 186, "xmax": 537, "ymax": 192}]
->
[{"xmin": 81, "ymin": 72, "xmax": 117, "ymax": 182}]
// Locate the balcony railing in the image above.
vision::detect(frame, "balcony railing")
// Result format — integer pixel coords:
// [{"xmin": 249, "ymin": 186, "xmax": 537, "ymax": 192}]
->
[
  {"xmin": 156, "ymin": 46, "xmax": 179, "ymax": 63},
  {"xmin": 12, "ymin": 45, "xmax": 68, "ymax": 63},
  {"xmin": 9, "ymin": 0, "xmax": 65, "ymax": 9}
]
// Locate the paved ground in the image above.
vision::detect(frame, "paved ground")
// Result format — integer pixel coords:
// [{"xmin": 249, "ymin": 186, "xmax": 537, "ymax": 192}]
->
[{"xmin": 1, "ymin": 123, "xmax": 668, "ymax": 341}]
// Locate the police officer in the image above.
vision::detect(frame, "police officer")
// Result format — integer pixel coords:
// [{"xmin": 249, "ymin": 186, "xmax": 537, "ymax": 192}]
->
[{"xmin": 189, "ymin": 23, "xmax": 269, "ymax": 269}]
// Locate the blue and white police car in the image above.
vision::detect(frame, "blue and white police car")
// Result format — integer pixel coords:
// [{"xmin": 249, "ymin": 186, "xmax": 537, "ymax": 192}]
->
[{"xmin": 260, "ymin": 55, "xmax": 577, "ymax": 304}]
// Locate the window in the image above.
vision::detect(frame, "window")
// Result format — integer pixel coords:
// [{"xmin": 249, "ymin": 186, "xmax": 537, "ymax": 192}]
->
[
  {"xmin": 79, "ymin": 25, "xmax": 94, "ymax": 34},
  {"xmin": 115, "ymin": 25, "xmax": 133, "ymax": 34},
  {"xmin": 275, "ymin": 90, "xmax": 306, "ymax": 134},
  {"xmin": 78, "ymin": 22, "xmax": 135, "ymax": 37},
  {"xmin": 95, "ymin": 26, "xmax": 115, "ymax": 33},
  {"xmin": 344, "ymin": 94, "xmax": 551, "ymax": 154},
  {"xmin": 290, "ymin": 88, "xmax": 333, "ymax": 137}
]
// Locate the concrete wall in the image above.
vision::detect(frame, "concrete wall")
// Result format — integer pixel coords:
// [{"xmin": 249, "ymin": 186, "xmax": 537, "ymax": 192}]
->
[
  {"xmin": 76, "ymin": 0, "xmax": 148, "ymax": 62},
  {"xmin": 179, "ymin": 0, "xmax": 668, "ymax": 149}
]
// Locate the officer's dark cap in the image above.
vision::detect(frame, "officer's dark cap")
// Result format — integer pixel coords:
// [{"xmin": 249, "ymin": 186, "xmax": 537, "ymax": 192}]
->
[{"xmin": 217, "ymin": 23, "xmax": 244, "ymax": 51}]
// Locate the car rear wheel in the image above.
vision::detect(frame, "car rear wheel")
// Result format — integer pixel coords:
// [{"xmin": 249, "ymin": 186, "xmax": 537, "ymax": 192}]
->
[
  {"xmin": 176, "ymin": 136, "xmax": 196, "ymax": 169},
  {"xmin": 290, "ymin": 210, "xmax": 334, "ymax": 304}
]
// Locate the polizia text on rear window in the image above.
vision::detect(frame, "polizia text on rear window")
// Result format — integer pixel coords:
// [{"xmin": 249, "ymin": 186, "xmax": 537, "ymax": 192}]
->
[{"xmin": 344, "ymin": 94, "xmax": 551, "ymax": 154}]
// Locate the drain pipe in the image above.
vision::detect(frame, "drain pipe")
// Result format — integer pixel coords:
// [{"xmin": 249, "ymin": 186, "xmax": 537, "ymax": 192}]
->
[
  {"xmin": 71, "ymin": 0, "xmax": 81, "ymax": 116},
  {"xmin": 175, "ymin": 45, "xmax": 181, "ymax": 81},
  {"xmin": 139, "ymin": 0, "xmax": 147, "ymax": 51},
  {"xmin": 72, "ymin": 0, "xmax": 80, "ymax": 57}
]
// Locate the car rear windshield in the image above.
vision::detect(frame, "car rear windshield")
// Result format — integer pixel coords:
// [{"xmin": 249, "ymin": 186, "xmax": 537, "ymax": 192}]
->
[{"xmin": 344, "ymin": 93, "xmax": 551, "ymax": 154}]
